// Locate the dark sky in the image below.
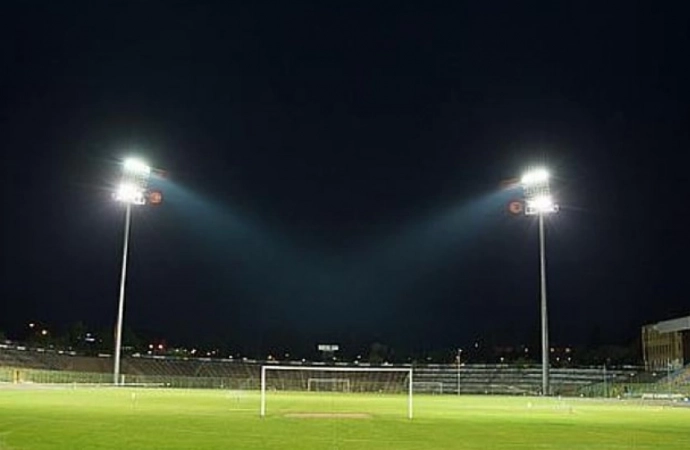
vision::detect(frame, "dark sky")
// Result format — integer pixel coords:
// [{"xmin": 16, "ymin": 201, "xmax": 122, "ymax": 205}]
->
[{"xmin": 1, "ymin": 2, "xmax": 689, "ymax": 359}]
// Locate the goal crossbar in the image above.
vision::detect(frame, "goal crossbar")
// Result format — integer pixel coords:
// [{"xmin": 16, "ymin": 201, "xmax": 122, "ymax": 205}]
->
[{"xmin": 260, "ymin": 365, "xmax": 413, "ymax": 419}]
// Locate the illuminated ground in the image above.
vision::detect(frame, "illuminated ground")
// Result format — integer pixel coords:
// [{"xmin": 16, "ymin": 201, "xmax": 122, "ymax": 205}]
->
[{"xmin": 0, "ymin": 387, "xmax": 688, "ymax": 449}]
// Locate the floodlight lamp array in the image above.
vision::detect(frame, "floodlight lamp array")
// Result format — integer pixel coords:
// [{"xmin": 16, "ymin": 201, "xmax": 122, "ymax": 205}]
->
[
  {"xmin": 521, "ymin": 168, "xmax": 549, "ymax": 186},
  {"xmin": 114, "ymin": 183, "xmax": 147, "ymax": 205},
  {"xmin": 522, "ymin": 167, "xmax": 557, "ymax": 215},
  {"xmin": 115, "ymin": 158, "xmax": 151, "ymax": 205},
  {"xmin": 123, "ymin": 158, "xmax": 151, "ymax": 175},
  {"xmin": 526, "ymin": 195, "xmax": 557, "ymax": 215}
]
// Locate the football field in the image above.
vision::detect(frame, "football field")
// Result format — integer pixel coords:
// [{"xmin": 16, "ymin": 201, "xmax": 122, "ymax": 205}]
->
[{"xmin": 0, "ymin": 387, "xmax": 688, "ymax": 449}]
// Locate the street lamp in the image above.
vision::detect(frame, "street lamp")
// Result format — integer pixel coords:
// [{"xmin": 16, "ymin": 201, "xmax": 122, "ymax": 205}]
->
[
  {"xmin": 521, "ymin": 167, "xmax": 557, "ymax": 396},
  {"xmin": 113, "ymin": 157, "xmax": 151, "ymax": 385}
]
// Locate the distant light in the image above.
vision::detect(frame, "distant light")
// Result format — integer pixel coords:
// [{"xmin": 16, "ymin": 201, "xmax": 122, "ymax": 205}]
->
[
  {"xmin": 123, "ymin": 158, "xmax": 151, "ymax": 175},
  {"xmin": 521, "ymin": 168, "xmax": 549, "ymax": 186},
  {"xmin": 41, "ymin": 329, "xmax": 48, "ymax": 336},
  {"xmin": 29, "ymin": 323, "xmax": 35, "ymax": 328},
  {"xmin": 148, "ymin": 190, "xmax": 163, "ymax": 205}
]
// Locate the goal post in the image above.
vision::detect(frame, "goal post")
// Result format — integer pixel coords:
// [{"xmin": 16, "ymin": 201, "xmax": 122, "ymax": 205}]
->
[{"xmin": 260, "ymin": 365, "xmax": 413, "ymax": 419}]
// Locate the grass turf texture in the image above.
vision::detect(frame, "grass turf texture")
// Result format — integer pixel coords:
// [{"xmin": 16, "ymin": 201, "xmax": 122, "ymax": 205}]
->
[{"xmin": 0, "ymin": 388, "xmax": 689, "ymax": 449}]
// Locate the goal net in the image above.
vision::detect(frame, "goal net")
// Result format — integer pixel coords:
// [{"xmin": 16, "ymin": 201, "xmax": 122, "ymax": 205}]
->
[
  {"xmin": 412, "ymin": 381, "xmax": 444, "ymax": 395},
  {"xmin": 307, "ymin": 378, "xmax": 351, "ymax": 392},
  {"xmin": 260, "ymin": 365, "xmax": 413, "ymax": 419}
]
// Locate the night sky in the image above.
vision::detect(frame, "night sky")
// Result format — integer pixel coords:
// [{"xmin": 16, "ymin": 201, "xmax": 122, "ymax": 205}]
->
[{"xmin": 2, "ymin": 2, "xmax": 689, "ymax": 359}]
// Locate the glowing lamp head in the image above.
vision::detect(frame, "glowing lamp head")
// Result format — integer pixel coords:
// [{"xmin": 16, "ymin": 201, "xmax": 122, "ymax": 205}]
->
[
  {"xmin": 521, "ymin": 166, "xmax": 557, "ymax": 215},
  {"xmin": 526, "ymin": 195, "xmax": 557, "ymax": 214},
  {"xmin": 123, "ymin": 158, "xmax": 151, "ymax": 175},
  {"xmin": 521, "ymin": 168, "xmax": 549, "ymax": 186},
  {"xmin": 115, "ymin": 157, "xmax": 152, "ymax": 205},
  {"xmin": 115, "ymin": 183, "xmax": 146, "ymax": 205}
]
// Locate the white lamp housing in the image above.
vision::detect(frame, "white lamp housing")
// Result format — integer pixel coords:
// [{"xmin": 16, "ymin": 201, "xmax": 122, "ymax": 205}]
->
[
  {"xmin": 115, "ymin": 158, "xmax": 151, "ymax": 205},
  {"xmin": 522, "ymin": 167, "xmax": 557, "ymax": 215}
]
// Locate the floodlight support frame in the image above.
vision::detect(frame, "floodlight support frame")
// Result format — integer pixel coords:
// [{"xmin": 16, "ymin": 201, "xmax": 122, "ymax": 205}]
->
[
  {"xmin": 113, "ymin": 202, "xmax": 131, "ymax": 385},
  {"xmin": 112, "ymin": 158, "xmax": 151, "ymax": 386},
  {"xmin": 521, "ymin": 167, "xmax": 556, "ymax": 396},
  {"xmin": 539, "ymin": 213, "xmax": 549, "ymax": 396}
]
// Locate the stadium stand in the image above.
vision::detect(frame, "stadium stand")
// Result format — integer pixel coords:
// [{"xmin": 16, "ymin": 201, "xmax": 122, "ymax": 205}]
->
[
  {"xmin": 0, "ymin": 344, "xmax": 651, "ymax": 396},
  {"xmin": 412, "ymin": 364, "xmax": 630, "ymax": 396}
]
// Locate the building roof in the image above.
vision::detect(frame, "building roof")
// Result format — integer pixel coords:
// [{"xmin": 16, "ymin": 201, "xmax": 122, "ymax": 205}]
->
[{"xmin": 652, "ymin": 315, "xmax": 690, "ymax": 333}]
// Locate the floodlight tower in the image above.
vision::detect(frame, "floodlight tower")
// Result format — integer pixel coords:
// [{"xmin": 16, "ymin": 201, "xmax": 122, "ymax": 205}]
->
[
  {"xmin": 113, "ymin": 158, "xmax": 151, "ymax": 385},
  {"xmin": 521, "ymin": 167, "xmax": 557, "ymax": 396}
]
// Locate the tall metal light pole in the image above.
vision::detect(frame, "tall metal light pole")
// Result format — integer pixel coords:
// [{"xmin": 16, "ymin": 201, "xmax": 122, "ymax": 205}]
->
[
  {"xmin": 521, "ymin": 168, "xmax": 557, "ymax": 396},
  {"xmin": 112, "ymin": 158, "xmax": 151, "ymax": 385},
  {"xmin": 456, "ymin": 348, "xmax": 463, "ymax": 395}
]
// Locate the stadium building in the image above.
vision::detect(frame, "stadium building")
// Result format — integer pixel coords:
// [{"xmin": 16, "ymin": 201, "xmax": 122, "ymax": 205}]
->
[{"xmin": 641, "ymin": 315, "xmax": 690, "ymax": 371}]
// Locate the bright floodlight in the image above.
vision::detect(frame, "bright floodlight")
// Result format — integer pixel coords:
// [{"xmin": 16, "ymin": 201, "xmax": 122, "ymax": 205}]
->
[
  {"xmin": 113, "ymin": 156, "xmax": 155, "ymax": 386},
  {"xmin": 114, "ymin": 183, "xmax": 146, "ymax": 205},
  {"xmin": 521, "ymin": 168, "xmax": 549, "ymax": 186},
  {"xmin": 527, "ymin": 195, "xmax": 556, "ymax": 214},
  {"xmin": 115, "ymin": 158, "xmax": 151, "ymax": 205},
  {"xmin": 123, "ymin": 158, "xmax": 151, "ymax": 175},
  {"xmin": 519, "ymin": 164, "xmax": 558, "ymax": 397},
  {"xmin": 522, "ymin": 167, "xmax": 556, "ymax": 216}
]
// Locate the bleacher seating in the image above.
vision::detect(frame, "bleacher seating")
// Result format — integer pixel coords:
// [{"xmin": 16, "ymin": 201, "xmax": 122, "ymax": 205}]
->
[
  {"xmin": 0, "ymin": 344, "xmax": 642, "ymax": 395},
  {"xmin": 413, "ymin": 364, "xmax": 631, "ymax": 396},
  {"xmin": 0, "ymin": 346, "xmax": 112, "ymax": 373}
]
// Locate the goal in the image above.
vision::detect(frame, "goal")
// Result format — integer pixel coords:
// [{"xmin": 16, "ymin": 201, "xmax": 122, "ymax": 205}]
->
[{"xmin": 260, "ymin": 365, "xmax": 413, "ymax": 419}]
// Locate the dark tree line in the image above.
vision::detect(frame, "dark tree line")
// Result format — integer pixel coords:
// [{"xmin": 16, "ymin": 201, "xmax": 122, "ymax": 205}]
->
[{"xmin": 3, "ymin": 323, "xmax": 642, "ymax": 366}]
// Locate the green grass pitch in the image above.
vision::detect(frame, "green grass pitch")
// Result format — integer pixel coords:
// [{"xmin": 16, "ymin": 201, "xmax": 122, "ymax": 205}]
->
[{"xmin": 0, "ymin": 387, "xmax": 689, "ymax": 449}]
